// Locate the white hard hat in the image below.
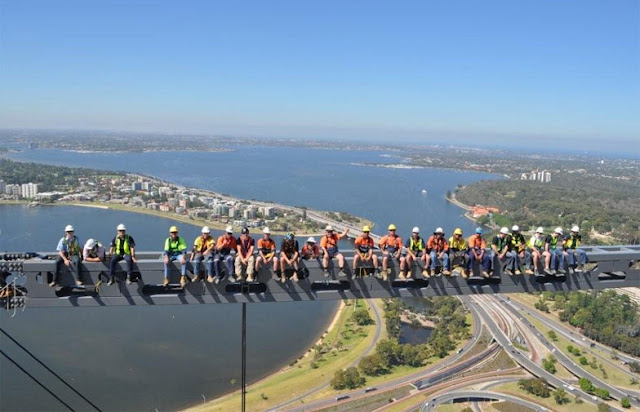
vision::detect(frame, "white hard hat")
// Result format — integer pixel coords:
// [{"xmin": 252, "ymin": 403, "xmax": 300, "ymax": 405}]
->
[
  {"xmin": 201, "ymin": 226, "xmax": 210, "ymax": 234},
  {"xmin": 536, "ymin": 227, "xmax": 544, "ymax": 234},
  {"xmin": 325, "ymin": 224, "xmax": 333, "ymax": 231},
  {"xmin": 435, "ymin": 227, "xmax": 444, "ymax": 234},
  {"xmin": 263, "ymin": 227, "xmax": 271, "ymax": 234},
  {"xmin": 500, "ymin": 227, "xmax": 509, "ymax": 235},
  {"xmin": 511, "ymin": 225, "xmax": 520, "ymax": 231},
  {"xmin": 117, "ymin": 223, "xmax": 126, "ymax": 231},
  {"xmin": 84, "ymin": 239, "xmax": 96, "ymax": 249},
  {"xmin": 554, "ymin": 227, "xmax": 564, "ymax": 235},
  {"xmin": 225, "ymin": 225, "xmax": 233, "ymax": 234},
  {"xmin": 571, "ymin": 225, "xmax": 580, "ymax": 232},
  {"xmin": 307, "ymin": 237, "xmax": 316, "ymax": 243},
  {"xmin": 412, "ymin": 226, "xmax": 420, "ymax": 233},
  {"xmin": 65, "ymin": 225, "xmax": 75, "ymax": 232}
]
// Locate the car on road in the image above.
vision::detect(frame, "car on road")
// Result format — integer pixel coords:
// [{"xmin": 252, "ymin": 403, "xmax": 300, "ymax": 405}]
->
[
  {"xmin": 364, "ymin": 387, "xmax": 377, "ymax": 393},
  {"xmin": 336, "ymin": 395, "xmax": 349, "ymax": 401}
]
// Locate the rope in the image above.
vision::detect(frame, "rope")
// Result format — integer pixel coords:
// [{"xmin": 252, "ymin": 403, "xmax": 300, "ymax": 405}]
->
[
  {"xmin": 0, "ymin": 348, "xmax": 75, "ymax": 411},
  {"xmin": 0, "ymin": 328, "xmax": 102, "ymax": 411}
]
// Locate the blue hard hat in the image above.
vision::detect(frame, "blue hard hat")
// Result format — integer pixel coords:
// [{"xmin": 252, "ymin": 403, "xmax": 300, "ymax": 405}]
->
[{"xmin": 475, "ymin": 228, "xmax": 483, "ymax": 234}]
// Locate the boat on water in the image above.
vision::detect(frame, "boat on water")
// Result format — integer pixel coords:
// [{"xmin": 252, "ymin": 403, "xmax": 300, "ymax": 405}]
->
[
  {"xmin": 28, "ymin": 201, "xmax": 40, "ymax": 208},
  {"xmin": 421, "ymin": 189, "xmax": 428, "ymax": 194}
]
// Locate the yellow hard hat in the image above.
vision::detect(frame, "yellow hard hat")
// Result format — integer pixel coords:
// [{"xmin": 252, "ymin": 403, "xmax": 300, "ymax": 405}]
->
[
  {"xmin": 362, "ymin": 225, "xmax": 371, "ymax": 232},
  {"xmin": 169, "ymin": 225, "xmax": 179, "ymax": 233},
  {"xmin": 454, "ymin": 228, "xmax": 463, "ymax": 235},
  {"xmin": 388, "ymin": 224, "xmax": 397, "ymax": 231}
]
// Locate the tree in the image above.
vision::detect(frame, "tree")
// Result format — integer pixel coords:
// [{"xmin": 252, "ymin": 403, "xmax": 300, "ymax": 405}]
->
[
  {"xmin": 330, "ymin": 367, "xmax": 365, "ymax": 390},
  {"xmin": 547, "ymin": 330, "xmax": 558, "ymax": 341},
  {"xmin": 375, "ymin": 339, "xmax": 399, "ymax": 367},
  {"xmin": 358, "ymin": 354, "xmax": 388, "ymax": 376},
  {"xmin": 553, "ymin": 388, "xmax": 570, "ymax": 405},
  {"xmin": 579, "ymin": 356, "xmax": 588, "ymax": 365},
  {"xmin": 518, "ymin": 378, "xmax": 550, "ymax": 398},
  {"xmin": 579, "ymin": 377, "xmax": 594, "ymax": 394},
  {"xmin": 543, "ymin": 357, "xmax": 557, "ymax": 374},
  {"xmin": 621, "ymin": 398, "xmax": 631, "ymax": 408},
  {"xmin": 594, "ymin": 388, "xmax": 610, "ymax": 400},
  {"xmin": 629, "ymin": 361, "xmax": 640, "ymax": 373},
  {"xmin": 352, "ymin": 308, "xmax": 373, "ymax": 326}
]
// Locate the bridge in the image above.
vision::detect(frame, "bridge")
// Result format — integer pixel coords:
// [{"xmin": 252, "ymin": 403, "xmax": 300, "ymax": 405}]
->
[{"xmin": 2, "ymin": 245, "xmax": 638, "ymax": 310}]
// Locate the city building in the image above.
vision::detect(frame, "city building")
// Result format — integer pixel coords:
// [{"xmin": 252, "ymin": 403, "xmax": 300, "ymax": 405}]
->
[
  {"xmin": 0, "ymin": 179, "xmax": 5, "ymax": 193},
  {"xmin": 21, "ymin": 183, "xmax": 39, "ymax": 199},
  {"xmin": 520, "ymin": 170, "xmax": 552, "ymax": 183}
]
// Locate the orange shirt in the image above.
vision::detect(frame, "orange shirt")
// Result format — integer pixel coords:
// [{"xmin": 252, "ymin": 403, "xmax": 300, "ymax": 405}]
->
[
  {"xmin": 379, "ymin": 234, "xmax": 402, "ymax": 251},
  {"xmin": 468, "ymin": 234, "xmax": 486, "ymax": 250},
  {"xmin": 257, "ymin": 238, "xmax": 276, "ymax": 254},
  {"xmin": 216, "ymin": 235, "xmax": 237, "ymax": 252},
  {"xmin": 427, "ymin": 235, "xmax": 449, "ymax": 252},
  {"xmin": 320, "ymin": 233, "xmax": 344, "ymax": 249},
  {"xmin": 355, "ymin": 235, "xmax": 374, "ymax": 253}
]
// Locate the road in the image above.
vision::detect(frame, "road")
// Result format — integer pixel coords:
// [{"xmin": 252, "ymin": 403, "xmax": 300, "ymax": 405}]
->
[
  {"xmin": 420, "ymin": 389, "xmax": 549, "ymax": 412},
  {"xmin": 279, "ymin": 298, "xmax": 485, "ymax": 411},
  {"xmin": 494, "ymin": 295, "xmax": 640, "ymax": 407},
  {"xmin": 269, "ymin": 299, "xmax": 383, "ymax": 411}
]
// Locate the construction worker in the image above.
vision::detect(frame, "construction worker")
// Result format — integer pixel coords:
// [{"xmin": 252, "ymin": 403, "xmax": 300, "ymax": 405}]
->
[
  {"xmin": 380, "ymin": 224, "xmax": 405, "ymax": 279},
  {"xmin": 108, "ymin": 224, "xmax": 137, "ymax": 285},
  {"xmin": 163, "ymin": 225, "xmax": 188, "ymax": 286},
  {"xmin": 320, "ymin": 225, "xmax": 349, "ymax": 277},
  {"xmin": 53, "ymin": 224, "xmax": 82, "ymax": 286},
  {"xmin": 545, "ymin": 227, "xmax": 565, "ymax": 275},
  {"xmin": 255, "ymin": 227, "xmax": 278, "ymax": 278},
  {"xmin": 427, "ymin": 227, "xmax": 450, "ymax": 276},
  {"xmin": 563, "ymin": 225, "xmax": 587, "ymax": 273},
  {"xmin": 235, "ymin": 227, "xmax": 256, "ymax": 282},
  {"xmin": 491, "ymin": 227, "xmax": 514, "ymax": 275},
  {"xmin": 279, "ymin": 233, "xmax": 300, "ymax": 282},
  {"xmin": 83, "ymin": 239, "xmax": 105, "ymax": 263},
  {"xmin": 214, "ymin": 226, "xmax": 237, "ymax": 283},
  {"xmin": 468, "ymin": 228, "xmax": 490, "ymax": 278},
  {"xmin": 301, "ymin": 237, "xmax": 320, "ymax": 260},
  {"xmin": 510, "ymin": 225, "xmax": 533, "ymax": 275},
  {"xmin": 528, "ymin": 227, "xmax": 550, "ymax": 275},
  {"xmin": 449, "ymin": 228, "xmax": 469, "ymax": 278},
  {"xmin": 404, "ymin": 227, "xmax": 426, "ymax": 280},
  {"xmin": 353, "ymin": 225, "xmax": 379, "ymax": 277},
  {"xmin": 190, "ymin": 226, "xmax": 216, "ymax": 283}
]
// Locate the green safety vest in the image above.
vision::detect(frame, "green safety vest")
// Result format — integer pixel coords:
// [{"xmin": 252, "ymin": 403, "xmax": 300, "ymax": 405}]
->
[
  {"xmin": 529, "ymin": 235, "xmax": 544, "ymax": 249},
  {"xmin": 64, "ymin": 236, "xmax": 80, "ymax": 257},
  {"xmin": 409, "ymin": 237, "xmax": 425, "ymax": 252},
  {"xmin": 115, "ymin": 234, "xmax": 132, "ymax": 255},
  {"xmin": 165, "ymin": 236, "xmax": 187, "ymax": 254},
  {"xmin": 548, "ymin": 235, "xmax": 559, "ymax": 250},
  {"xmin": 565, "ymin": 234, "xmax": 581, "ymax": 250},
  {"xmin": 494, "ymin": 236, "xmax": 508, "ymax": 251}
]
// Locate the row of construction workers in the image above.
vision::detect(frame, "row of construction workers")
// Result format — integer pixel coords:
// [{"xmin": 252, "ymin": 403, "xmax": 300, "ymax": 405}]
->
[{"xmin": 52, "ymin": 222, "xmax": 587, "ymax": 286}]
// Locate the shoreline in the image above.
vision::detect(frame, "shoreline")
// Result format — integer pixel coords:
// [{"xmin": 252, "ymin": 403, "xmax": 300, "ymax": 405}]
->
[{"xmin": 445, "ymin": 189, "xmax": 500, "ymax": 230}]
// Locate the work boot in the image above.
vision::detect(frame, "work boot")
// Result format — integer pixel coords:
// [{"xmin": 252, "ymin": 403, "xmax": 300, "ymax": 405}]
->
[
  {"xmin": 323, "ymin": 269, "xmax": 330, "ymax": 277},
  {"xmin": 192, "ymin": 275, "xmax": 201, "ymax": 283},
  {"xmin": 292, "ymin": 272, "xmax": 299, "ymax": 282},
  {"xmin": 281, "ymin": 274, "xmax": 287, "ymax": 283},
  {"xmin": 246, "ymin": 275, "xmax": 254, "ymax": 282},
  {"xmin": 575, "ymin": 264, "xmax": 584, "ymax": 273},
  {"xmin": 75, "ymin": 280, "xmax": 83, "ymax": 286},
  {"xmin": 48, "ymin": 280, "xmax": 57, "ymax": 287},
  {"xmin": 514, "ymin": 269, "xmax": 521, "ymax": 275},
  {"xmin": 397, "ymin": 272, "xmax": 406, "ymax": 281},
  {"xmin": 525, "ymin": 269, "xmax": 534, "ymax": 275},
  {"xmin": 482, "ymin": 270, "xmax": 490, "ymax": 278},
  {"xmin": 442, "ymin": 269, "xmax": 451, "ymax": 276},
  {"xmin": 206, "ymin": 275, "xmax": 215, "ymax": 283},
  {"xmin": 422, "ymin": 268, "xmax": 431, "ymax": 278},
  {"xmin": 381, "ymin": 271, "xmax": 388, "ymax": 281},
  {"xmin": 386, "ymin": 267, "xmax": 392, "ymax": 275},
  {"xmin": 162, "ymin": 278, "xmax": 170, "ymax": 286},
  {"xmin": 374, "ymin": 268, "xmax": 383, "ymax": 279},
  {"xmin": 462, "ymin": 270, "xmax": 469, "ymax": 279},
  {"xmin": 107, "ymin": 277, "xmax": 116, "ymax": 286},
  {"xmin": 180, "ymin": 276, "xmax": 187, "ymax": 287},
  {"xmin": 126, "ymin": 276, "xmax": 132, "ymax": 285},
  {"xmin": 504, "ymin": 269, "xmax": 513, "ymax": 276},
  {"xmin": 339, "ymin": 269, "xmax": 348, "ymax": 277},
  {"xmin": 214, "ymin": 277, "xmax": 221, "ymax": 284}
]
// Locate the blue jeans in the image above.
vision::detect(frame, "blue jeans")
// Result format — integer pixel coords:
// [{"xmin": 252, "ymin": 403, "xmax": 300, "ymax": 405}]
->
[
  {"xmin": 193, "ymin": 253, "xmax": 215, "ymax": 277},
  {"xmin": 566, "ymin": 248, "xmax": 588, "ymax": 266},
  {"xmin": 55, "ymin": 255, "xmax": 80, "ymax": 282},
  {"xmin": 551, "ymin": 249, "xmax": 564, "ymax": 271},
  {"xmin": 110, "ymin": 254, "xmax": 134, "ymax": 278},
  {"xmin": 214, "ymin": 253, "xmax": 234, "ymax": 278},
  {"xmin": 516, "ymin": 250, "xmax": 532, "ymax": 270},
  {"xmin": 164, "ymin": 253, "xmax": 187, "ymax": 278},
  {"xmin": 430, "ymin": 251, "xmax": 450, "ymax": 270},
  {"xmin": 491, "ymin": 250, "xmax": 515, "ymax": 273},
  {"xmin": 468, "ymin": 250, "xmax": 491, "ymax": 271}
]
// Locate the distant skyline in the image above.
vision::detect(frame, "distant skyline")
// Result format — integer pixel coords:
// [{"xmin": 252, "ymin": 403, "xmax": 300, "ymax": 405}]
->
[{"xmin": 1, "ymin": 1, "xmax": 638, "ymax": 151}]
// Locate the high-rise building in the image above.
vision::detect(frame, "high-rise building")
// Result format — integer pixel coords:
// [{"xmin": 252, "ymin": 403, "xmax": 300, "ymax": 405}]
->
[
  {"xmin": 0, "ymin": 180, "xmax": 5, "ymax": 193},
  {"xmin": 132, "ymin": 182, "xmax": 143, "ymax": 191},
  {"xmin": 21, "ymin": 183, "xmax": 39, "ymax": 199}
]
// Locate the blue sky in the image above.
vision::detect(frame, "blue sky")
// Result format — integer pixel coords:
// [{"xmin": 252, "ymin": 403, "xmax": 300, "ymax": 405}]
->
[{"xmin": 0, "ymin": 0, "xmax": 638, "ymax": 150}]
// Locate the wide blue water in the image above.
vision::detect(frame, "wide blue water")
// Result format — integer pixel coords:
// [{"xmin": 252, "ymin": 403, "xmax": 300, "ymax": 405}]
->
[{"xmin": 2, "ymin": 146, "xmax": 499, "ymax": 411}]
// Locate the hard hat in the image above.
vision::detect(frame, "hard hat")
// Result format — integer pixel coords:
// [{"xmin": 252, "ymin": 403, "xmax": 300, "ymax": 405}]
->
[
  {"xmin": 475, "ymin": 228, "xmax": 483, "ymax": 234},
  {"xmin": 554, "ymin": 227, "xmax": 564, "ymax": 235},
  {"xmin": 453, "ymin": 228, "xmax": 463, "ymax": 235},
  {"xmin": 500, "ymin": 227, "xmax": 509, "ymax": 235},
  {"xmin": 84, "ymin": 239, "xmax": 96, "ymax": 249},
  {"xmin": 512, "ymin": 225, "xmax": 520, "ymax": 231},
  {"xmin": 536, "ymin": 227, "xmax": 544, "ymax": 234},
  {"xmin": 65, "ymin": 225, "xmax": 75, "ymax": 232},
  {"xmin": 307, "ymin": 237, "xmax": 316, "ymax": 243},
  {"xmin": 388, "ymin": 224, "xmax": 397, "ymax": 231},
  {"xmin": 225, "ymin": 225, "xmax": 233, "ymax": 234},
  {"xmin": 435, "ymin": 227, "xmax": 444, "ymax": 234},
  {"xmin": 412, "ymin": 226, "xmax": 420, "ymax": 233},
  {"xmin": 201, "ymin": 226, "xmax": 210, "ymax": 234},
  {"xmin": 263, "ymin": 227, "xmax": 271, "ymax": 234},
  {"xmin": 169, "ymin": 225, "xmax": 179, "ymax": 233},
  {"xmin": 325, "ymin": 225, "xmax": 333, "ymax": 231},
  {"xmin": 362, "ymin": 225, "xmax": 370, "ymax": 232},
  {"xmin": 117, "ymin": 223, "xmax": 126, "ymax": 231},
  {"xmin": 571, "ymin": 225, "xmax": 580, "ymax": 232},
  {"xmin": 241, "ymin": 227, "xmax": 249, "ymax": 234}
]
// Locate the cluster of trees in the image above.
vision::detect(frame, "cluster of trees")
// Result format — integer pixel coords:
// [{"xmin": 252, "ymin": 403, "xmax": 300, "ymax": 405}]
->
[
  {"xmin": 456, "ymin": 178, "xmax": 640, "ymax": 244},
  {"xmin": 351, "ymin": 308, "xmax": 374, "ymax": 326},
  {"xmin": 579, "ymin": 377, "xmax": 610, "ymax": 400},
  {"xmin": 537, "ymin": 291, "xmax": 640, "ymax": 357},
  {"xmin": 330, "ymin": 367, "xmax": 365, "ymax": 390},
  {"xmin": 542, "ymin": 354, "xmax": 557, "ymax": 374},
  {"xmin": 0, "ymin": 159, "xmax": 113, "ymax": 192},
  {"xmin": 518, "ymin": 378, "xmax": 550, "ymax": 397}
]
